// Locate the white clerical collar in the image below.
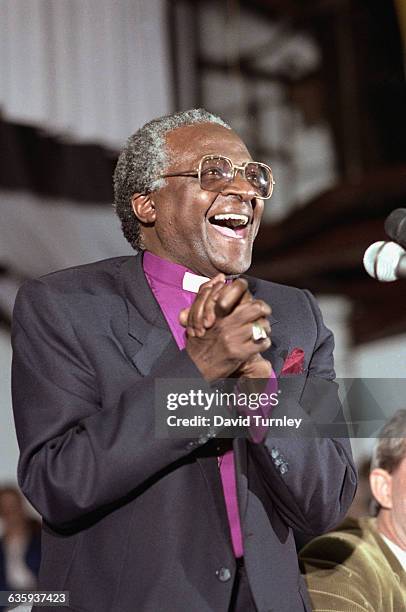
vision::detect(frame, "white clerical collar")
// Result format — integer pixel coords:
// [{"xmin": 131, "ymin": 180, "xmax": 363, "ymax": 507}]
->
[
  {"xmin": 381, "ymin": 534, "xmax": 406, "ymax": 571},
  {"xmin": 182, "ymin": 271, "xmax": 210, "ymax": 294}
]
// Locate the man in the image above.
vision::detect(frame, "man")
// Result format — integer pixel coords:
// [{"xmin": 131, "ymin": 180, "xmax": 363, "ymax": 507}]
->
[
  {"xmin": 300, "ymin": 409, "xmax": 406, "ymax": 611},
  {"xmin": 11, "ymin": 108, "xmax": 356, "ymax": 612}
]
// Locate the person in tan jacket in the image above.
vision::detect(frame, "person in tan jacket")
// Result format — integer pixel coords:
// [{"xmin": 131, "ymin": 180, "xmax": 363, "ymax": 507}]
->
[{"xmin": 300, "ymin": 409, "xmax": 406, "ymax": 611}]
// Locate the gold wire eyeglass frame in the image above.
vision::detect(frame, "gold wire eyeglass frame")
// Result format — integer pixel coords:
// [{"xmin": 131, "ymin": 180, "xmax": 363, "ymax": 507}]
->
[{"xmin": 159, "ymin": 154, "xmax": 275, "ymax": 199}]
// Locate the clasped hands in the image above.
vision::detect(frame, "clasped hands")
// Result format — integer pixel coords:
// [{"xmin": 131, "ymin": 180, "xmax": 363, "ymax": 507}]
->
[{"xmin": 179, "ymin": 275, "xmax": 273, "ymax": 384}]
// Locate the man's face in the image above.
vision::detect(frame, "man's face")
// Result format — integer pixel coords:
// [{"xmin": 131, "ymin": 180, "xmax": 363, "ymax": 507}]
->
[
  {"xmin": 146, "ymin": 123, "xmax": 265, "ymax": 277},
  {"xmin": 390, "ymin": 455, "xmax": 406, "ymax": 548}
]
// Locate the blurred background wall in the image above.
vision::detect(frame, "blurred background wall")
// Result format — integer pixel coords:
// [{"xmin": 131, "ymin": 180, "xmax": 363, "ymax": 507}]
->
[{"xmin": 1, "ymin": 0, "xmax": 406, "ymax": 483}]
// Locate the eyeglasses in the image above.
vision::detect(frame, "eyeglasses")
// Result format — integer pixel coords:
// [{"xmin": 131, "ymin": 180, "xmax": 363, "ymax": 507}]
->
[{"xmin": 160, "ymin": 154, "xmax": 275, "ymax": 199}]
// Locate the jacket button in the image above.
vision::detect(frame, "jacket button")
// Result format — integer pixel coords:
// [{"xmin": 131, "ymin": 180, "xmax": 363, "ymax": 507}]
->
[{"xmin": 216, "ymin": 567, "xmax": 232, "ymax": 582}]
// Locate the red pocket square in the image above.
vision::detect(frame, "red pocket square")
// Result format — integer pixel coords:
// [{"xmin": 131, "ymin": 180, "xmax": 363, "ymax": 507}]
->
[{"xmin": 281, "ymin": 347, "xmax": 305, "ymax": 374}]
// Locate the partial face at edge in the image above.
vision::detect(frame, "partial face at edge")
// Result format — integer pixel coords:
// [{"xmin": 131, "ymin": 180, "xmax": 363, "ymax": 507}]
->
[
  {"xmin": 139, "ymin": 123, "xmax": 265, "ymax": 277},
  {"xmin": 390, "ymin": 456, "xmax": 406, "ymax": 548},
  {"xmin": 372, "ymin": 455, "xmax": 406, "ymax": 549}
]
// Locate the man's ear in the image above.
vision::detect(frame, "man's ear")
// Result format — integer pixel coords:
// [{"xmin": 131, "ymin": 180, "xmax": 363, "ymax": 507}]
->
[
  {"xmin": 131, "ymin": 193, "xmax": 156, "ymax": 224},
  {"xmin": 252, "ymin": 197, "xmax": 264, "ymax": 239},
  {"xmin": 370, "ymin": 468, "xmax": 393, "ymax": 510}
]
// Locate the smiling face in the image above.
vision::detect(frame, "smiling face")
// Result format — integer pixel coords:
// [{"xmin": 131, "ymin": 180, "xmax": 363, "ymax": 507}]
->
[{"xmin": 135, "ymin": 123, "xmax": 265, "ymax": 277}]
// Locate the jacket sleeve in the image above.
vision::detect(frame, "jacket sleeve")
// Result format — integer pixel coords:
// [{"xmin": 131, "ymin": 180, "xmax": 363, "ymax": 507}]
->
[
  {"xmin": 11, "ymin": 279, "xmax": 211, "ymax": 529},
  {"xmin": 299, "ymin": 532, "xmax": 380, "ymax": 612},
  {"xmin": 248, "ymin": 289, "xmax": 357, "ymax": 535}
]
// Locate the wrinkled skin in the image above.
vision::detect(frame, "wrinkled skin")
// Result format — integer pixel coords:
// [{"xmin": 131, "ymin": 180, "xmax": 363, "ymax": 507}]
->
[
  {"xmin": 131, "ymin": 122, "xmax": 271, "ymax": 381},
  {"xmin": 133, "ymin": 122, "xmax": 264, "ymax": 278}
]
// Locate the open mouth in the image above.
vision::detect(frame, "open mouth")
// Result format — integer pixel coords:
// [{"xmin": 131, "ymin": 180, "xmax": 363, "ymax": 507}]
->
[{"xmin": 208, "ymin": 213, "xmax": 249, "ymax": 240}]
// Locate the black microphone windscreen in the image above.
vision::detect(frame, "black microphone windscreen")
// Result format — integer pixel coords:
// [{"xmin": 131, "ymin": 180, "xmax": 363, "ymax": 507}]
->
[{"xmin": 384, "ymin": 208, "xmax": 406, "ymax": 248}]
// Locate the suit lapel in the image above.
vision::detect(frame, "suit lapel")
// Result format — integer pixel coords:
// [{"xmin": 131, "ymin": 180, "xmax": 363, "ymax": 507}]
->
[
  {"xmin": 264, "ymin": 333, "xmax": 286, "ymax": 378},
  {"xmin": 243, "ymin": 274, "xmax": 287, "ymax": 377},
  {"xmin": 236, "ymin": 275, "xmax": 291, "ymax": 520},
  {"xmin": 119, "ymin": 255, "xmax": 234, "ymax": 554},
  {"xmin": 118, "ymin": 252, "xmax": 176, "ymax": 375}
]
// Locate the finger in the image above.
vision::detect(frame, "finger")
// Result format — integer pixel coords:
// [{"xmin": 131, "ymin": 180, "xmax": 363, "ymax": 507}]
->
[
  {"xmin": 255, "ymin": 317, "xmax": 271, "ymax": 337},
  {"xmin": 240, "ymin": 334, "xmax": 272, "ymax": 358},
  {"xmin": 227, "ymin": 332, "xmax": 271, "ymax": 362},
  {"xmin": 215, "ymin": 278, "xmax": 249, "ymax": 317},
  {"xmin": 189, "ymin": 280, "xmax": 225, "ymax": 336},
  {"xmin": 179, "ymin": 277, "xmax": 223, "ymax": 330},
  {"xmin": 235, "ymin": 318, "xmax": 271, "ymax": 343},
  {"xmin": 202, "ymin": 282, "xmax": 226, "ymax": 328},
  {"xmin": 199, "ymin": 273, "xmax": 226, "ymax": 290},
  {"xmin": 232, "ymin": 318, "xmax": 271, "ymax": 342},
  {"xmin": 188, "ymin": 286, "xmax": 212, "ymax": 337},
  {"xmin": 226, "ymin": 299, "xmax": 272, "ymax": 325},
  {"xmin": 179, "ymin": 307, "xmax": 190, "ymax": 328},
  {"xmin": 239, "ymin": 290, "xmax": 253, "ymax": 305},
  {"xmin": 218, "ymin": 320, "xmax": 271, "ymax": 364}
]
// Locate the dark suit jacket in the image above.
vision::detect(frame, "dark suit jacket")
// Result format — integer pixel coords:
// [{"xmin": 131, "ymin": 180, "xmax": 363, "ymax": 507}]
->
[{"xmin": 11, "ymin": 253, "xmax": 357, "ymax": 612}]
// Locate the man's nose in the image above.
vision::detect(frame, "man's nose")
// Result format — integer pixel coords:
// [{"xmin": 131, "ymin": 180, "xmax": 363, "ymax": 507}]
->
[{"xmin": 221, "ymin": 169, "xmax": 256, "ymax": 199}]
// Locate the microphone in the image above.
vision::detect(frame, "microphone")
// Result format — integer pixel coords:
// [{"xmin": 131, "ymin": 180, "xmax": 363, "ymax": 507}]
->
[
  {"xmin": 363, "ymin": 240, "xmax": 406, "ymax": 282},
  {"xmin": 384, "ymin": 208, "xmax": 406, "ymax": 248}
]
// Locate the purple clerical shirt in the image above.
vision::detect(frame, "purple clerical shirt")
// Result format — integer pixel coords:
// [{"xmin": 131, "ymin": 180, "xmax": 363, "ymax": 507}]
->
[{"xmin": 143, "ymin": 250, "xmax": 276, "ymax": 558}]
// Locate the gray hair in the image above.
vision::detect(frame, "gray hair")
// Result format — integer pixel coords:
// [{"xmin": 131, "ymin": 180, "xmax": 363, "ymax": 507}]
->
[
  {"xmin": 371, "ymin": 409, "xmax": 406, "ymax": 474},
  {"xmin": 113, "ymin": 108, "xmax": 231, "ymax": 250}
]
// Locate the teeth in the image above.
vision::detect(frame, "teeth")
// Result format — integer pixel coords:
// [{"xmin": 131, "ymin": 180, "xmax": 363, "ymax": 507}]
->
[{"xmin": 213, "ymin": 213, "xmax": 248, "ymax": 225}]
